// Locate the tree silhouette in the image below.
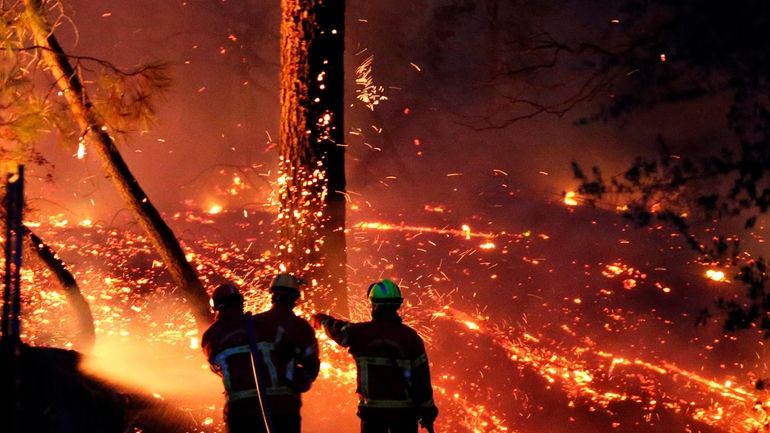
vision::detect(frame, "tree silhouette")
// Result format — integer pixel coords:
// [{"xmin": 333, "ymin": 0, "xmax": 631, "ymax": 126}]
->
[
  {"xmin": 563, "ymin": 0, "xmax": 770, "ymax": 336},
  {"xmin": 12, "ymin": 0, "xmax": 211, "ymax": 328}
]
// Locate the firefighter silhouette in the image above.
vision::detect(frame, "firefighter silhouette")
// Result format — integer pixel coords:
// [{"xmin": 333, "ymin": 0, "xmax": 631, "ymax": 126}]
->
[
  {"xmin": 203, "ymin": 275, "xmax": 319, "ymax": 433},
  {"xmin": 313, "ymin": 279, "xmax": 438, "ymax": 433}
]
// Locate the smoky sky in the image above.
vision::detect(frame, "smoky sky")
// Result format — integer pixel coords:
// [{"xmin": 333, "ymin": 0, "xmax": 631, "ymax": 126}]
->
[{"xmin": 23, "ymin": 0, "xmax": 733, "ymax": 224}]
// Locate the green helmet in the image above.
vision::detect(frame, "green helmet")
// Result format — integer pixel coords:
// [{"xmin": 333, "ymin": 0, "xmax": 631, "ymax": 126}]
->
[{"xmin": 367, "ymin": 279, "xmax": 403, "ymax": 305}]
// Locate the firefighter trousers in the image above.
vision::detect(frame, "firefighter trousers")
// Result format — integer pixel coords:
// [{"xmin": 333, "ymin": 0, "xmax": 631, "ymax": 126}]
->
[
  {"xmin": 359, "ymin": 412, "xmax": 418, "ymax": 433},
  {"xmin": 226, "ymin": 412, "xmax": 300, "ymax": 433}
]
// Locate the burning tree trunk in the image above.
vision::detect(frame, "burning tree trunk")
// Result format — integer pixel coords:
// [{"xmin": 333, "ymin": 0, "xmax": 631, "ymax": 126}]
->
[
  {"xmin": 279, "ymin": 0, "xmax": 348, "ymax": 314},
  {"xmin": 24, "ymin": 228, "xmax": 95, "ymax": 352},
  {"xmin": 22, "ymin": 0, "xmax": 211, "ymax": 328}
]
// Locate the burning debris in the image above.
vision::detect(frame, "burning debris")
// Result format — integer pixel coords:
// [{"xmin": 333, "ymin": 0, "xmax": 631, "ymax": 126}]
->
[{"xmin": 5, "ymin": 200, "xmax": 768, "ymax": 433}]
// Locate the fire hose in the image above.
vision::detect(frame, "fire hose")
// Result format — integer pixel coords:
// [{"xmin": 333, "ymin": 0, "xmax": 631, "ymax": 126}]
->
[{"xmin": 247, "ymin": 314, "xmax": 275, "ymax": 433}]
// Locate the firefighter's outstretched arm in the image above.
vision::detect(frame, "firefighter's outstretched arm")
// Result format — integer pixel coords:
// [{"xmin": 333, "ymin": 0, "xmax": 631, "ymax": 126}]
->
[{"xmin": 311, "ymin": 313, "xmax": 352, "ymax": 347}]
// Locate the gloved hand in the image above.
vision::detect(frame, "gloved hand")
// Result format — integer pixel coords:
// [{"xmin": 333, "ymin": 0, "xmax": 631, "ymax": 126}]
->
[
  {"xmin": 311, "ymin": 313, "xmax": 332, "ymax": 329},
  {"xmin": 287, "ymin": 365, "xmax": 313, "ymax": 393},
  {"xmin": 418, "ymin": 405, "xmax": 438, "ymax": 430}
]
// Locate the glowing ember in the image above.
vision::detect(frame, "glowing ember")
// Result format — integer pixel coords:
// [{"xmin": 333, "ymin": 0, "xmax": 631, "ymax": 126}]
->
[
  {"xmin": 77, "ymin": 139, "xmax": 86, "ymax": 159},
  {"xmin": 463, "ymin": 320, "xmax": 480, "ymax": 330},
  {"xmin": 355, "ymin": 55, "xmax": 388, "ymax": 110},
  {"xmin": 706, "ymin": 269, "xmax": 727, "ymax": 282},
  {"xmin": 479, "ymin": 241, "xmax": 495, "ymax": 250},
  {"xmin": 461, "ymin": 224, "xmax": 471, "ymax": 240},
  {"xmin": 355, "ymin": 221, "xmax": 501, "ymax": 240}
]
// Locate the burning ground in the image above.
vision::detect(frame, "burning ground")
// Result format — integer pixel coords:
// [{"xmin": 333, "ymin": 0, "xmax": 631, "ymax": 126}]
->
[{"xmin": 15, "ymin": 190, "xmax": 770, "ymax": 433}]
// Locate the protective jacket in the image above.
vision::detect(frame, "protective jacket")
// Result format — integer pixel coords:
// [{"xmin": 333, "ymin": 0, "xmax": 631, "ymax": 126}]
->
[
  {"xmin": 318, "ymin": 313, "xmax": 436, "ymax": 415},
  {"xmin": 202, "ymin": 304, "xmax": 320, "ymax": 419}
]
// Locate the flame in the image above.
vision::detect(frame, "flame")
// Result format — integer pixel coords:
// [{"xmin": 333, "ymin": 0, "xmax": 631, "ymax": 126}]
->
[{"xmin": 564, "ymin": 191, "xmax": 579, "ymax": 206}]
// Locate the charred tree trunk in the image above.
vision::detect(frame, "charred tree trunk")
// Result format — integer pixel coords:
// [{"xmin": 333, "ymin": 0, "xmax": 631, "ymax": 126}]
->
[
  {"xmin": 22, "ymin": 0, "xmax": 211, "ymax": 329},
  {"xmin": 24, "ymin": 228, "xmax": 95, "ymax": 352},
  {"xmin": 280, "ymin": 0, "xmax": 348, "ymax": 314}
]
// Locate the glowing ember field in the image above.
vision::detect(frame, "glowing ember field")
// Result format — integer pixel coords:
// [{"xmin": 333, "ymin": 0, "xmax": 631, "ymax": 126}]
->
[{"xmin": 15, "ymin": 200, "xmax": 770, "ymax": 433}]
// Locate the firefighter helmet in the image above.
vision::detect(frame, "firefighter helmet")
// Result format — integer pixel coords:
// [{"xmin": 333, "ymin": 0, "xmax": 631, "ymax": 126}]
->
[
  {"xmin": 270, "ymin": 273, "xmax": 306, "ymax": 295},
  {"xmin": 210, "ymin": 283, "xmax": 243, "ymax": 311},
  {"xmin": 367, "ymin": 279, "xmax": 403, "ymax": 305}
]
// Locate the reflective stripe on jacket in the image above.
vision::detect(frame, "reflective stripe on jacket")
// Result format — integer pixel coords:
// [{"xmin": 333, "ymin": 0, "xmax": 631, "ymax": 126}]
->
[
  {"xmin": 320, "ymin": 314, "xmax": 435, "ymax": 410},
  {"xmin": 202, "ymin": 306, "xmax": 320, "ymax": 414}
]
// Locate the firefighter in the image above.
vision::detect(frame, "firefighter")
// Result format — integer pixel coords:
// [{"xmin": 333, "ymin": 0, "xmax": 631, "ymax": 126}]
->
[
  {"xmin": 312, "ymin": 279, "xmax": 439, "ymax": 433},
  {"xmin": 202, "ymin": 276, "xmax": 320, "ymax": 433}
]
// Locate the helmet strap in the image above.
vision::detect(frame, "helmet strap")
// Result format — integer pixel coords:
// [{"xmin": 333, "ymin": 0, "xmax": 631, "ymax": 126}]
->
[
  {"xmin": 271, "ymin": 291, "xmax": 299, "ymax": 306},
  {"xmin": 216, "ymin": 299, "xmax": 244, "ymax": 315},
  {"xmin": 371, "ymin": 303, "xmax": 401, "ymax": 321}
]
